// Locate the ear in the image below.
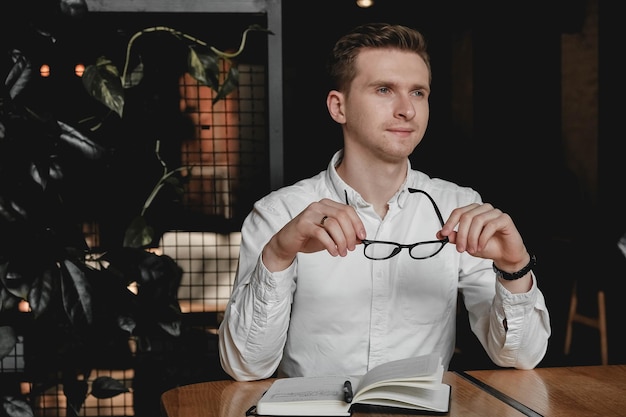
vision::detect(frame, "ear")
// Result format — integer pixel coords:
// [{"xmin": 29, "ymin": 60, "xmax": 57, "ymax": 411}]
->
[{"xmin": 326, "ymin": 90, "xmax": 346, "ymax": 124}]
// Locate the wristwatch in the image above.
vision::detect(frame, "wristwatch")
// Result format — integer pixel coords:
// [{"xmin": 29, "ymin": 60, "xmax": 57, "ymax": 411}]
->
[{"xmin": 492, "ymin": 254, "xmax": 536, "ymax": 280}]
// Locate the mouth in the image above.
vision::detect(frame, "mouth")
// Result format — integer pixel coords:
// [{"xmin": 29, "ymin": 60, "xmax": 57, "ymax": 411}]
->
[{"xmin": 387, "ymin": 127, "xmax": 414, "ymax": 137}]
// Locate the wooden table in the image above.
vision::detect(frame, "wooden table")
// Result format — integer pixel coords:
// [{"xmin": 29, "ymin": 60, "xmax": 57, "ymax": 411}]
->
[
  {"xmin": 160, "ymin": 371, "xmax": 527, "ymax": 417},
  {"xmin": 466, "ymin": 365, "xmax": 626, "ymax": 417}
]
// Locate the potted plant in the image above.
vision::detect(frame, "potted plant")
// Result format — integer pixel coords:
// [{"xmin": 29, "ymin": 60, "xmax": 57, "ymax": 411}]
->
[{"xmin": 0, "ymin": 0, "xmax": 271, "ymax": 416}]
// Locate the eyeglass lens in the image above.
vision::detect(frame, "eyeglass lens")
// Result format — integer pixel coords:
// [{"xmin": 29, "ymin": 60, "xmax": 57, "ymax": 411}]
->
[
  {"xmin": 360, "ymin": 188, "xmax": 448, "ymax": 260},
  {"xmin": 363, "ymin": 240, "xmax": 446, "ymax": 260}
]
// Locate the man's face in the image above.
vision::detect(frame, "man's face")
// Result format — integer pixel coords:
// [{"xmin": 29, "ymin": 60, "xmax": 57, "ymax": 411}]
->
[{"xmin": 341, "ymin": 48, "xmax": 431, "ymax": 163}]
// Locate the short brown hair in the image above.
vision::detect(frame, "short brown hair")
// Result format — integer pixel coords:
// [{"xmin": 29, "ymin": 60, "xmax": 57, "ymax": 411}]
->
[{"xmin": 326, "ymin": 23, "xmax": 431, "ymax": 92}]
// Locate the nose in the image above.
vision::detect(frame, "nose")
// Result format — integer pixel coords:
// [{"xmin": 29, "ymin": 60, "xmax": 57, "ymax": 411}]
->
[{"xmin": 394, "ymin": 95, "xmax": 416, "ymax": 120}]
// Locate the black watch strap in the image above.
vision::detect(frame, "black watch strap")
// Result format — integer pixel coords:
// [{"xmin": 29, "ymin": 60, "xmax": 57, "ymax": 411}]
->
[{"xmin": 492, "ymin": 254, "xmax": 536, "ymax": 281}]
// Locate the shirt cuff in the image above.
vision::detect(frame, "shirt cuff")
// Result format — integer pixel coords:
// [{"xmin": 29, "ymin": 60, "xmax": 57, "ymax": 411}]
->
[{"xmin": 255, "ymin": 255, "xmax": 297, "ymax": 301}]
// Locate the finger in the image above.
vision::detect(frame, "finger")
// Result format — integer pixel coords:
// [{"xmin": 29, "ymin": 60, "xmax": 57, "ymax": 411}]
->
[
  {"xmin": 319, "ymin": 198, "xmax": 365, "ymax": 237},
  {"xmin": 308, "ymin": 200, "xmax": 364, "ymax": 256},
  {"xmin": 454, "ymin": 204, "xmax": 502, "ymax": 254},
  {"xmin": 474, "ymin": 210, "xmax": 509, "ymax": 252},
  {"xmin": 464, "ymin": 208, "xmax": 500, "ymax": 253},
  {"xmin": 315, "ymin": 216, "xmax": 347, "ymax": 256},
  {"xmin": 440, "ymin": 203, "xmax": 479, "ymax": 236},
  {"xmin": 445, "ymin": 203, "xmax": 492, "ymax": 253},
  {"xmin": 317, "ymin": 213, "xmax": 360, "ymax": 256},
  {"xmin": 443, "ymin": 204, "xmax": 475, "ymax": 252}
]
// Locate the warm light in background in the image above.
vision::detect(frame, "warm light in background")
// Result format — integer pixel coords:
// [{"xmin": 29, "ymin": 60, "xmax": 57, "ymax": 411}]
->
[
  {"xmin": 40, "ymin": 64, "xmax": 50, "ymax": 77},
  {"xmin": 75, "ymin": 63, "xmax": 85, "ymax": 77},
  {"xmin": 356, "ymin": 0, "xmax": 374, "ymax": 8},
  {"xmin": 18, "ymin": 300, "xmax": 30, "ymax": 312}
]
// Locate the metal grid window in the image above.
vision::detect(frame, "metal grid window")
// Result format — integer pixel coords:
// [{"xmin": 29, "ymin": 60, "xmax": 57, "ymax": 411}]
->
[
  {"xmin": 156, "ymin": 231, "xmax": 241, "ymax": 314},
  {"xmin": 0, "ymin": 335, "xmax": 25, "ymax": 373},
  {"xmin": 32, "ymin": 369, "xmax": 134, "ymax": 417},
  {"xmin": 179, "ymin": 62, "xmax": 268, "ymax": 221},
  {"xmin": 162, "ymin": 61, "xmax": 266, "ymax": 315}
]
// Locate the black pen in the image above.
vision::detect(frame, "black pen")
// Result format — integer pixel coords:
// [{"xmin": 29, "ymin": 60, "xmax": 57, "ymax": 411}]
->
[{"xmin": 343, "ymin": 380, "xmax": 353, "ymax": 403}]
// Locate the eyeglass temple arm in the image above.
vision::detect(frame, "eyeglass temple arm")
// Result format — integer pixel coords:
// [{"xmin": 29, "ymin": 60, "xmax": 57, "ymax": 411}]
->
[
  {"xmin": 408, "ymin": 188, "xmax": 446, "ymax": 227},
  {"xmin": 345, "ymin": 188, "xmax": 448, "ymax": 232}
]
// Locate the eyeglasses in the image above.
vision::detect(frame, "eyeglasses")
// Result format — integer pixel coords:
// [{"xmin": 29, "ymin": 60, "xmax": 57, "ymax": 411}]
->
[{"xmin": 357, "ymin": 188, "xmax": 449, "ymax": 260}]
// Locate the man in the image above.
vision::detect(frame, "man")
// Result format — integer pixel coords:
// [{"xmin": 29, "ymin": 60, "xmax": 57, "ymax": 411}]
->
[{"xmin": 218, "ymin": 22, "xmax": 551, "ymax": 381}]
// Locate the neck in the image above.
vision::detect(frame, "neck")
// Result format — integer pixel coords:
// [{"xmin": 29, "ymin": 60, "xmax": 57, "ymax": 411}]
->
[{"xmin": 336, "ymin": 155, "xmax": 407, "ymax": 218}]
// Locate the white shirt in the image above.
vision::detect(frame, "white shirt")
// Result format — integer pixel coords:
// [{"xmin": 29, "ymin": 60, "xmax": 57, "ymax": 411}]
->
[{"xmin": 219, "ymin": 150, "xmax": 551, "ymax": 381}]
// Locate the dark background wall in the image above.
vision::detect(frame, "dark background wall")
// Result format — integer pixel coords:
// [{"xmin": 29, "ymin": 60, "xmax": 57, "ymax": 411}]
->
[
  {"xmin": 282, "ymin": 0, "xmax": 586, "ymax": 231},
  {"xmin": 280, "ymin": 0, "xmax": 626, "ymax": 367},
  {"xmin": 5, "ymin": 0, "xmax": 621, "ymax": 371}
]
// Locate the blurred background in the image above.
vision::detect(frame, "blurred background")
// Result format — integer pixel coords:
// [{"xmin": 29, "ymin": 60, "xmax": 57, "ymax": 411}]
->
[{"xmin": 2, "ymin": 1, "xmax": 624, "ymax": 416}]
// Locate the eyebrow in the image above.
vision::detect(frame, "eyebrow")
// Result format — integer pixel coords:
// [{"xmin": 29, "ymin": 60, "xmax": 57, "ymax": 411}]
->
[{"xmin": 367, "ymin": 78, "xmax": 430, "ymax": 94}]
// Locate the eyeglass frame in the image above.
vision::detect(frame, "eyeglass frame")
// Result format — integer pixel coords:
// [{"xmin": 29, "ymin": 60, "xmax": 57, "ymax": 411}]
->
[{"xmin": 349, "ymin": 188, "xmax": 449, "ymax": 260}]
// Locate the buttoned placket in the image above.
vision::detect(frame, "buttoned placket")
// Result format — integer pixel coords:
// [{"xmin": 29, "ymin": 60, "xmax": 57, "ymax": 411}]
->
[{"xmin": 366, "ymin": 193, "xmax": 407, "ymax": 368}]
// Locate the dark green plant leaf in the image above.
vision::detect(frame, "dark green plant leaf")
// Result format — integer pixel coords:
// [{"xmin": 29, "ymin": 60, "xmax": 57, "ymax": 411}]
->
[
  {"xmin": 6, "ymin": 50, "xmax": 33, "ymax": 100},
  {"xmin": 82, "ymin": 57, "xmax": 124, "ymax": 117},
  {"xmin": 99, "ymin": 249, "xmax": 182, "ymax": 339},
  {"xmin": 0, "ymin": 286, "xmax": 20, "ymax": 312},
  {"xmin": 63, "ymin": 379, "xmax": 88, "ymax": 417},
  {"xmin": 27, "ymin": 267, "xmax": 56, "ymax": 318},
  {"xmin": 123, "ymin": 60, "xmax": 144, "ymax": 89},
  {"xmin": 136, "ymin": 253, "xmax": 181, "ymax": 289},
  {"xmin": 29, "ymin": 159, "xmax": 51, "ymax": 189},
  {"xmin": 0, "ymin": 197, "xmax": 19, "ymax": 223},
  {"xmin": 135, "ymin": 254, "xmax": 183, "ymax": 337},
  {"xmin": 0, "ymin": 326, "xmax": 17, "ymax": 359},
  {"xmin": 0, "ymin": 262, "xmax": 21, "ymax": 312},
  {"xmin": 98, "ymin": 247, "xmax": 145, "ymax": 282},
  {"xmin": 0, "ymin": 395, "xmax": 34, "ymax": 417},
  {"xmin": 213, "ymin": 65, "xmax": 239, "ymax": 104},
  {"xmin": 57, "ymin": 121, "xmax": 106, "ymax": 160},
  {"xmin": 47, "ymin": 156, "xmax": 63, "ymax": 181},
  {"xmin": 123, "ymin": 215, "xmax": 155, "ymax": 249},
  {"xmin": 187, "ymin": 46, "xmax": 220, "ymax": 91},
  {"xmin": 90, "ymin": 376, "xmax": 130, "ymax": 399},
  {"xmin": 157, "ymin": 304, "xmax": 182, "ymax": 337},
  {"xmin": 60, "ymin": 259, "xmax": 93, "ymax": 327},
  {"xmin": 0, "ymin": 261, "xmax": 13, "ymax": 300},
  {"xmin": 163, "ymin": 175, "xmax": 185, "ymax": 198},
  {"xmin": 1, "ymin": 268, "xmax": 30, "ymax": 300},
  {"xmin": 117, "ymin": 315, "xmax": 136, "ymax": 334}
]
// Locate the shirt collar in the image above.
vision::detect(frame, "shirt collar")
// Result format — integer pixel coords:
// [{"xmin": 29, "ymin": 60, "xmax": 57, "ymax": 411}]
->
[{"xmin": 326, "ymin": 149, "xmax": 414, "ymax": 209}]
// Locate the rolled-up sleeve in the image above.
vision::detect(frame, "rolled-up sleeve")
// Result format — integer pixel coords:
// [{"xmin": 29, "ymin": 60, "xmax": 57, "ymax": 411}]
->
[
  {"xmin": 218, "ymin": 201, "xmax": 298, "ymax": 381},
  {"xmin": 465, "ymin": 268, "xmax": 551, "ymax": 369},
  {"xmin": 487, "ymin": 273, "xmax": 551, "ymax": 368},
  {"xmin": 219, "ymin": 257, "xmax": 295, "ymax": 380}
]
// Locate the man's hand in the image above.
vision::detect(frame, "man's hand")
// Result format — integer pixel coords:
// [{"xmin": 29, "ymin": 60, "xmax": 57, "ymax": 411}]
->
[
  {"xmin": 262, "ymin": 199, "xmax": 366, "ymax": 272},
  {"xmin": 438, "ymin": 203, "xmax": 532, "ymax": 292}
]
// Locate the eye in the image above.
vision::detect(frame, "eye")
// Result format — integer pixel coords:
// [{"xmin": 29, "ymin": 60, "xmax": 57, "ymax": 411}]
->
[
  {"xmin": 376, "ymin": 87, "xmax": 391, "ymax": 94},
  {"xmin": 411, "ymin": 88, "xmax": 430, "ymax": 98}
]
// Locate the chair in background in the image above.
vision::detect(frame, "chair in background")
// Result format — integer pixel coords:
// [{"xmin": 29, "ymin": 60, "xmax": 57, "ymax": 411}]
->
[{"xmin": 564, "ymin": 280, "xmax": 607, "ymax": 365}]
